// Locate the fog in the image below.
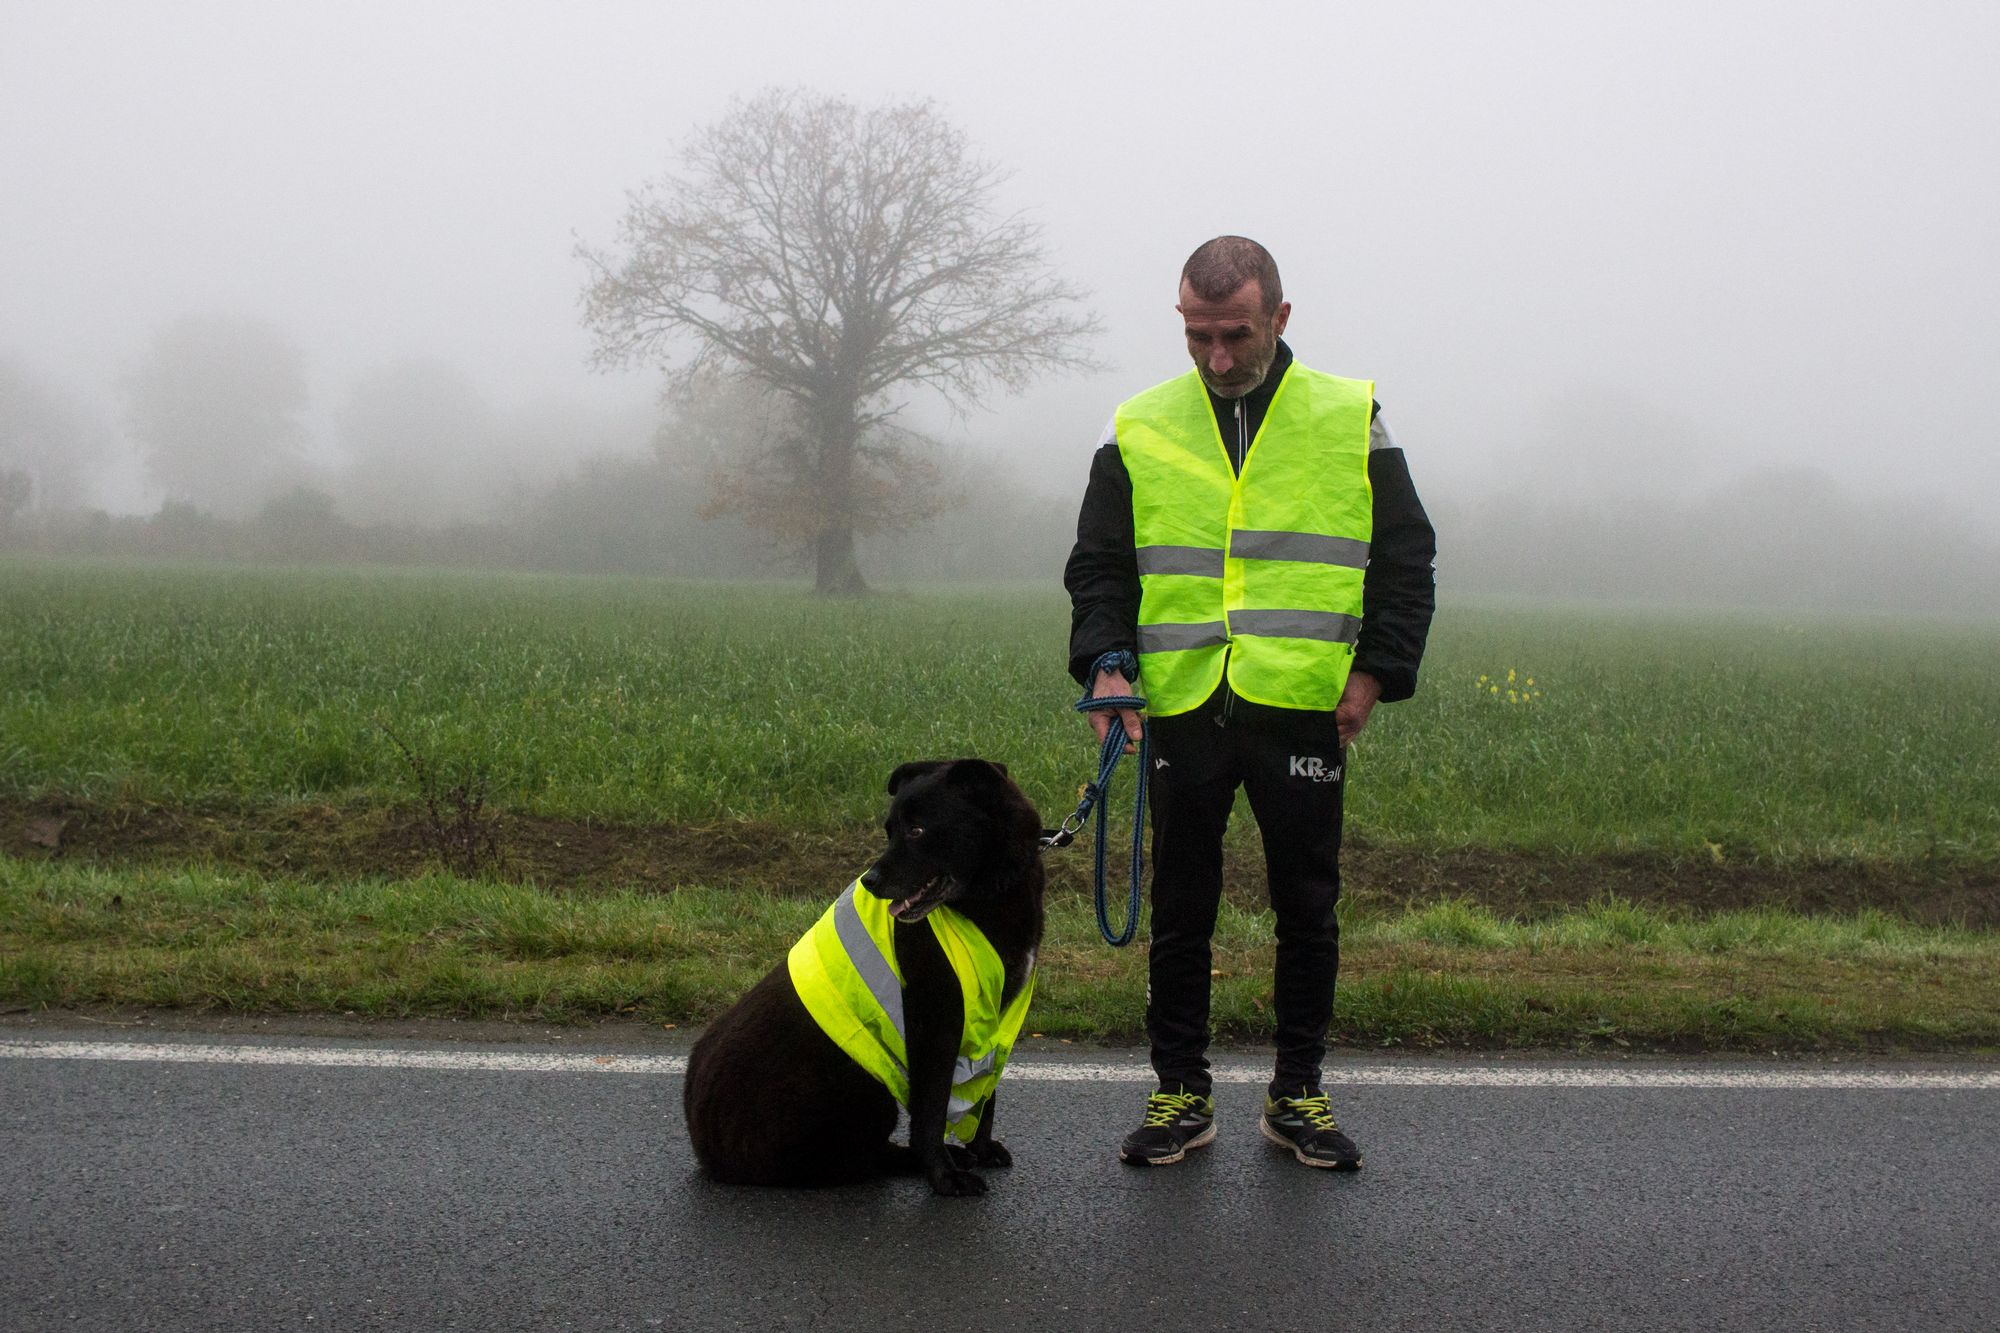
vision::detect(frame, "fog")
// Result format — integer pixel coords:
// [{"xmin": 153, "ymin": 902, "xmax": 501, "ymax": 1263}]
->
[{"xmin": 3, "ymin": 0, "xmax": 1996, "ymax": 609}]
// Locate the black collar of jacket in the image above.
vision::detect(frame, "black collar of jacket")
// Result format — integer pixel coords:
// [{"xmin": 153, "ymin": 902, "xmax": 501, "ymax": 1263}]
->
[{"xmin": 1204, "ymin": 339, "xmax": 1294, "ymax": 466}]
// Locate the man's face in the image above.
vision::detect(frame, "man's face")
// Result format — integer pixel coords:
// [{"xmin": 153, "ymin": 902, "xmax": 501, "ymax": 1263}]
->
[{"xmin": 1178, "ymin": 279, "xmax": 1291, "ymax": 399}]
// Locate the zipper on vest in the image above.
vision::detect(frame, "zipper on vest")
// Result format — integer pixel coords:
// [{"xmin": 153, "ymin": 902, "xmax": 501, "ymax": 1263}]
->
[{"xmin": 1214, "ymin": 400, "xmax": 1251, "ymax": 728}]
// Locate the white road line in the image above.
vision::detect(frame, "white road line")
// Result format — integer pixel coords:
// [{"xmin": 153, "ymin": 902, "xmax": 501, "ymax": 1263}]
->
[
  {"xmin": 3, "ymin": 1038, "xmax": 1997, "ymax": 1089},
  {"xmin": 0, "ymin": 1039, "xmax": 687, "ymax": 1075},
  {"xmin": 1019, "ymin": 1063, "xmax": 2000, "ymax": 1090}
]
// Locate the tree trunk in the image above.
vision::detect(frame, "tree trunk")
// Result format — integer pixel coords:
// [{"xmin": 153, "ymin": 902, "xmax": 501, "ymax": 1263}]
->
[
  {"xmin": 809, "ymin": 398, "xmax": 870, "ymax": 597},
  {"xmin": 813, "ymin": 526, "xmax": 869, "ymax": 597}
]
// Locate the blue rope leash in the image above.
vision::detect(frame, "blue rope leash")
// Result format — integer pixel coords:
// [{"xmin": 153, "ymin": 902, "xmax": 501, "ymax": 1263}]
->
[{"xmin": 1041, "ymin": 651, "xmax": 1149, "ymax": 947}]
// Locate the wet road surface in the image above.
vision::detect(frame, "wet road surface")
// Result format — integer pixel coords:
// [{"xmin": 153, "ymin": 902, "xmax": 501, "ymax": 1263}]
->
[{"xmin": 4, "ymin": 1027, "xmax": 1995, "ymax": 1331}]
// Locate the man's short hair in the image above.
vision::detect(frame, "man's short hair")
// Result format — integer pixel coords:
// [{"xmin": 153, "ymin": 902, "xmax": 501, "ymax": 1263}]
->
[{"xmin": 1180, "ymin": 236, "xmax": 1283, "ymax": 314}]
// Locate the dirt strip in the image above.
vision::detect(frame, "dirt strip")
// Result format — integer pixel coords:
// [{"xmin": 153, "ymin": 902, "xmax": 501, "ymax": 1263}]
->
[{"xmin": 5, "ymin": 796, "xmax": 1996, "ymax": 927}]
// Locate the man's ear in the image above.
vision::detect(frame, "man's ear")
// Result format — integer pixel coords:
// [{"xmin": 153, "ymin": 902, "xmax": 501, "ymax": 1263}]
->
[{"xmin": 887, "ymin": 760, "xmax": 949, "ymax": 795}]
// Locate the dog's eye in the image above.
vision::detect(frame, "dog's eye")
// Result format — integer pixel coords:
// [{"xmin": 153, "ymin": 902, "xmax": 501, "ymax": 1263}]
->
[{"xmin": 905, "ymin": 826, "xmax": 925, "ymax": 840}]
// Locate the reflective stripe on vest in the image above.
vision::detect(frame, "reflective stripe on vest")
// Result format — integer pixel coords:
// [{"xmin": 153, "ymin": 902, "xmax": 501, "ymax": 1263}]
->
[
  {"xmin": 1117, "ymin": 364, "xmax": 1374, "ymax": 714},
  {"xmin": 787, "ymin": 881, "xmax": 1036, "ymax": 1144}
]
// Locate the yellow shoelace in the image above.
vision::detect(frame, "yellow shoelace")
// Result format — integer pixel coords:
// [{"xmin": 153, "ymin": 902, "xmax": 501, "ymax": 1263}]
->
[{"xmin": 1142, "ymin": 1091, "xmax": 1207, "ymax": 1126}]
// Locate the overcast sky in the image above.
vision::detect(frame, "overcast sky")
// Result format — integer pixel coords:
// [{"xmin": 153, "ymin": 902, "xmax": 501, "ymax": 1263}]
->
[{"xmin": 4, "ymin": 0, "xmax": 1997, "ymax": 526}]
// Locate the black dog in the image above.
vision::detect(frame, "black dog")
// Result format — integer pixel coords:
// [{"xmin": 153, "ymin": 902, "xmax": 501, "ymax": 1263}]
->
[{"xmin": 683, "ymin": 758, "xmax": 1045, "ymax": 1197}]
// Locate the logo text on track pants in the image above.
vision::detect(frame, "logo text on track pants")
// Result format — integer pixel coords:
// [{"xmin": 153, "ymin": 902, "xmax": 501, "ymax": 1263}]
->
[{"xmin": 1288, "ymin": 755, "xmax": 1342, "ymax": 782}]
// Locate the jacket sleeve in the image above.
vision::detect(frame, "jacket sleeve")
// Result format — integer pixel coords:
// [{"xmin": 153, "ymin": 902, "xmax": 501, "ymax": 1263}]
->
[
  {"xmin": 1062, "ymin": 420, "xmax": 1139, "ymax": 687},
  {"xmin": 1353, "ymin": 410, "xmax": 1437, "ymax": 703}
]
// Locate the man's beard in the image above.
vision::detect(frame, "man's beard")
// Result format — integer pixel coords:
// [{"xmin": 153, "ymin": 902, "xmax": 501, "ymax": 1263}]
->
[
  {"xmin": 1192, "ymin": 350, "xmax": 1272, "ymax": 396},
  {"xmin": 1200, "ymin": 346, "xmax": 1275, "ymax": 399}
]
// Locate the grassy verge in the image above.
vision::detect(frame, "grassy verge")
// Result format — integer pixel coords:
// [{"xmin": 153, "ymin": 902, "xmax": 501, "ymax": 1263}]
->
[{"xmin": 7, "ymin": 856, "xmax": 1996, "ymax": 1052}]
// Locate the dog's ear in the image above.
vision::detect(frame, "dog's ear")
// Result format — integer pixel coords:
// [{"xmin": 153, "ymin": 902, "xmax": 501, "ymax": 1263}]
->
[
  {"xmin": 887, "ymin": 761, "xmax": 949, "ymax": 795},
  {"xmin": 944, "ymin": 758, "xmax": 1013, "ymax": 793}
]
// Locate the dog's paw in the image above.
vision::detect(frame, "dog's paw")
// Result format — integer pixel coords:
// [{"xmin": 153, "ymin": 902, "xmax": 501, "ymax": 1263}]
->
[
  {"xmin": 876, "ymin": 1143, "xmax": 925, "ymax": 1176},
  {"xmin": 930, "ymin": 1168, "xmax": 989, "ymax": 1197},
  {"xmin": 969, "ymin": 1139, "xmax": 1012, "ymax": 1169}
]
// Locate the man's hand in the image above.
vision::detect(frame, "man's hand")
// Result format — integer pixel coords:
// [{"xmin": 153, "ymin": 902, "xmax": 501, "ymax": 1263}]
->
[
  {"xmin": 1335, "ymin": 670, "xmax": 1382, "ymax": 748},
  {"xmin": 1087, "ymin": 670, "xmax": 1144, "ymax": 753}
]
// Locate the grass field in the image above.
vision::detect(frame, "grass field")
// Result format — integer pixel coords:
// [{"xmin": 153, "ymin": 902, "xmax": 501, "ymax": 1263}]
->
[
  {"xmin": 4, "ymin": 557, "xmax": 1998, "ymax": 1050},
  {"xmin": 4, "ymin": 559, "xmax": 1997, "ymax": 862}
]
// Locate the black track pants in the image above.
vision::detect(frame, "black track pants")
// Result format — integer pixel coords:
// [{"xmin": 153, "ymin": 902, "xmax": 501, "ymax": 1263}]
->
[{"xmin": 1143, "ymin": 705, "xmax": 1346, "ymax": 1100}]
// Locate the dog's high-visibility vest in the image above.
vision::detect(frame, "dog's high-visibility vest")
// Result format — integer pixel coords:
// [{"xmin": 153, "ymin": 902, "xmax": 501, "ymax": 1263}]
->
[
  {"xmin": 787, "ymin": 881, "xmax": 1034, "ymax": 1144},
  {"xmin": 1117, "ymin": 363, "xmax": 1374, "ymax": 715}
]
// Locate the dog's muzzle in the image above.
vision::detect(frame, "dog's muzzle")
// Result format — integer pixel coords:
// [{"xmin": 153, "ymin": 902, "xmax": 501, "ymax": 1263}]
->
[{"xmin": 888, "ymin": 875, "xmax": 956, "ymax": 923}]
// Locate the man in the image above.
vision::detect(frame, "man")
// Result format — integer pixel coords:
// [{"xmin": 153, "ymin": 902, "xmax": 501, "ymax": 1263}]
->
[{"xmin": 1064, "ymin": 236, "xmax": 1435, "ymax": 1170}]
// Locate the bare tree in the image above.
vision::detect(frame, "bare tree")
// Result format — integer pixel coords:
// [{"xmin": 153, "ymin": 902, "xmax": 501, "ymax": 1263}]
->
[
  {"xmin": 123, "ymin": 314, "xmax": 309, "ymax": 518},
  {"xmin": 0, "ymin": 357, "xmax": 113, "ymax": 512},
  {"xmin": 579, "ymin": 88, "xmax": 1098, "ymax": 596},
  {"xmin": 656, "ymin": 369, "xmax": 963, "ymax": 575}
]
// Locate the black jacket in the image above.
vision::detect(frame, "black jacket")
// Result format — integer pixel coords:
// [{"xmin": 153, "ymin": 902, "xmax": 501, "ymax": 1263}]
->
[{"xmin": 1063, "ymin": 340, "xmax": 1436, "ymax": 713}]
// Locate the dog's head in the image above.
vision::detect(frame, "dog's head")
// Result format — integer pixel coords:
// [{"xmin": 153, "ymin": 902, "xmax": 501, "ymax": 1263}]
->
[{"xmin": 858, "ymin": 758, "xmax": 1041, "ymax": 923}]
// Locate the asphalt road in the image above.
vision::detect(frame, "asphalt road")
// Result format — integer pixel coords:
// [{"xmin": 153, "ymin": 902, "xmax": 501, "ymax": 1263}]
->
[{"xmin": 3, "ymin": 1025, "xmax": 1995, "ymax": 1332}]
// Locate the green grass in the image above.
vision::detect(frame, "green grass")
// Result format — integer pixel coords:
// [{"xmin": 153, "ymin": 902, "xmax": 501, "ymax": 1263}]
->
[
  {"xmin": 6, "ymin": 856, "xmax": 1996, "ymax": 1050},
  {"xmin": 3, "ymin": 559, "xmax": 1997, "ymax": 863}
]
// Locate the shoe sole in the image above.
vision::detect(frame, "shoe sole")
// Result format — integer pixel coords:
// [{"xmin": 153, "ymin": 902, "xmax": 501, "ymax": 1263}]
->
[
  {"xmin": 1119, "ymin": 1121, "xmax": 1217, "ymax": 1166},
  {"xmin": 1259, "ymin": 1117, "xmax": 1362, "ymax": 1170}
]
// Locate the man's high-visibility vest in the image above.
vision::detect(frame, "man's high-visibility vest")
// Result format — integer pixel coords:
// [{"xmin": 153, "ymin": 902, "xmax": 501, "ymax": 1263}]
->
[
  {"xmin": 787, "ymin": 881, "xmax": 1034, "ymax": 1144},
  {"xmin": 1117, "ymin": 362, "xmax": 1374, "ymax": 715}
]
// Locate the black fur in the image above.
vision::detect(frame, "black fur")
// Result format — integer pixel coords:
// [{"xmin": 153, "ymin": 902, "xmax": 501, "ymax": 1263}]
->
[{"xmin": 683, "ymin": 758, "xmax": 1045, "ymax": 1196}]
